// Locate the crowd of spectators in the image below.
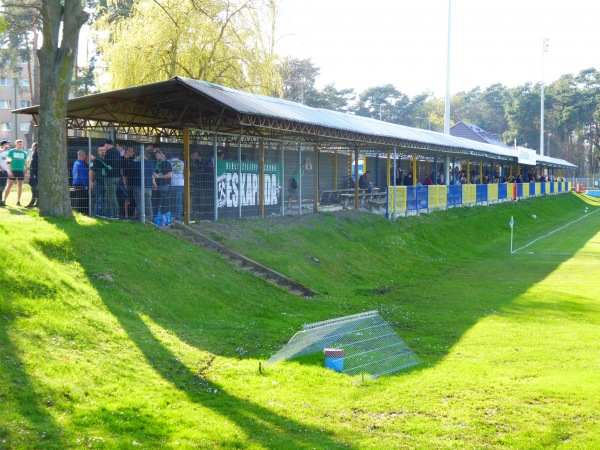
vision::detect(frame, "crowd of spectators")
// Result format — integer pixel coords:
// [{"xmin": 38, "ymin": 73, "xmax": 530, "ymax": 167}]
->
[
  {"xmin": 77, "ymin": 140, "xmax": 219, "ymax": 223},
  {"xmin": 387, "ymin": 165, "xmax": 562, "ymax": 187}
]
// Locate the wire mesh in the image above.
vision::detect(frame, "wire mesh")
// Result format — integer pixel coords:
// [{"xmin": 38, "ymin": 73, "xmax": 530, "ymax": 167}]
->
[{"xmin": 266, "ymin": 311, "xmax": 420, "ymax": 379}]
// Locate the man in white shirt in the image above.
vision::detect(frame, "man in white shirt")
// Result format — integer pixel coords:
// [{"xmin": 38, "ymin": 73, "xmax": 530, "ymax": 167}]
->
[
  {"xmin": 168, "ymin": 152, "xmax": 185, "ymax": 221},
  {"xmin": 0, "ymin": 139, "xmax": 10, "ymax": 207}
]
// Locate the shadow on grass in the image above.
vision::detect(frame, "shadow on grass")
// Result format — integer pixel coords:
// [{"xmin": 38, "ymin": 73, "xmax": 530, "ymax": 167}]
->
[
  {"xmin": 96, "ymin": 295, "xmax": 352, "ymax": 449},
  {"xmin": 0, "ymin": 317, "xmax": 64, "ymax": 449}
]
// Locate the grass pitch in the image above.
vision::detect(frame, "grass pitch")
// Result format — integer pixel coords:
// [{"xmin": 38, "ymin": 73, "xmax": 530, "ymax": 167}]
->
[{"xmin": 1, "ymin": 192, "xmax": 599, "ymax": 449}]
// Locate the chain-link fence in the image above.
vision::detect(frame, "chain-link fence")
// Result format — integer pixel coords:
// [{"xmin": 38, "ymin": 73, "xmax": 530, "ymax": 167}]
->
[{"xmin": 7, "ymin": 130, "xmax": 578, "ymax": 220}]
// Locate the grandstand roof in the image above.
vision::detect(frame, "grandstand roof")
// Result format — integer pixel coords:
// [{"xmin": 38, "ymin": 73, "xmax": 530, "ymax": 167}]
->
[{"xmin": 14, "ymin": 77, "xmax": 575, "ymax": 168}]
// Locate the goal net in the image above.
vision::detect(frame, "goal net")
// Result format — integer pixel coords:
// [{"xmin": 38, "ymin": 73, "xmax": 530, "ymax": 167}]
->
[{"xmin": 266, "ymin": 311, "xmax": 420, "ymax": 379}]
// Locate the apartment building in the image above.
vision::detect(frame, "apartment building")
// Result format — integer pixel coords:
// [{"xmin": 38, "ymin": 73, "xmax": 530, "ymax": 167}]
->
[{"xmin": 0, "ymin": 62, "xmax": 33, "ymax": 144}]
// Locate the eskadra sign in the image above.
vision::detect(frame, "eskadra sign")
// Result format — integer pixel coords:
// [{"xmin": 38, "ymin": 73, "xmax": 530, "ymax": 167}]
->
[{"xmin": 217, "ymin": 160, "xmax": 281, "ymax": 216}]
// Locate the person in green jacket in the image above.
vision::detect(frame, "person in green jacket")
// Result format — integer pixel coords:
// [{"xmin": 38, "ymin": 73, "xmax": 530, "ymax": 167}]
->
[{"xmin": 3, "ymin": 139, "xmax": 28, "ymax": 206}]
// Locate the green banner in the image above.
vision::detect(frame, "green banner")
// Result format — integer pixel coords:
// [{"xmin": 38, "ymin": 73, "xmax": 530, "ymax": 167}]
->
[{"xmin": 217, "ymin": 160, "xmax": 281, "ymax": 209}]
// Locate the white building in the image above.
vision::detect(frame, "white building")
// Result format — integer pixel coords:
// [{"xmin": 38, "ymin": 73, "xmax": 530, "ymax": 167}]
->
[{"xmin": 0, "ymin": 62, "xmax": 33, "ymax": 144}]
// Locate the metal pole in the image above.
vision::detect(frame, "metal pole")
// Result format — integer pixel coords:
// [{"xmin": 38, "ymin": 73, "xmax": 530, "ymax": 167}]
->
[
  {"xmin": 333, "ymin": 150, "xmax": 338, "ymax": 189},
  {"xmin": 354, "ymin": 148, "xmax": 359, "ymax": 209},
  {"xmin": 444, "ymin": 0, "xmax": 452, "ymax": 135},
  {"xmin": 213, "ymin": 133, "xmax": 218, "ymax": 221},
  {"xmin": 298, "ymin": 142, "xmax": 302, "ymax": 215},
  {"xmin": 140, "ymin": 144, "xmax": 145, "ymax": 224},
  {"xmin": 392, "ymin": 147, "xmax": 397, "ymax": 220},
  {"xmin": 183, "ymin": 127, "xmax": 190, "ymax": 224},
  {"xmin": 88, "ymin": 133, "xmax": 92, "ymax": 216},
  {"xmin": 238, "ymin": 135, "xmax": 242, "ymax": 219},
  {"xmin": 541, "ymin": 38, "xmax": 549, "ymax": 156},
  {"xmin": 313, "ymin": 144, "xmax": 319, "ymax": 213},
  {"xmin": 281, "ymin": 142, "xmax": 285, "ymax": 216},
  {"xmin": 259, "ymin": 139, "xmax": 264, "ymax": 218}
]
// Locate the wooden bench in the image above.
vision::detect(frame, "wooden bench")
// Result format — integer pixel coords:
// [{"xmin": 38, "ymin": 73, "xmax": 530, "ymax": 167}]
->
[
  {"xmin": 339, "ymin": 191, "xmax": 386, "ymax": 207},
  {"xmin": 319, "ymin": 188, "xmax": 365, "ymax": 205},
  {"xmin": 368, "ymin": 199, "xmax": 387, "ymax": 211}
]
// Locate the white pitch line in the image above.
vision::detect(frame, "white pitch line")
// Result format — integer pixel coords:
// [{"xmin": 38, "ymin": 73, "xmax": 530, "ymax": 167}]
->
[
  {"xmin": 512, "ymin": 208, "xmax": 600, "ymax": 254},
  {"xmin": 520, "ymin": 252, "xmax": 599, "ymax": 257}
]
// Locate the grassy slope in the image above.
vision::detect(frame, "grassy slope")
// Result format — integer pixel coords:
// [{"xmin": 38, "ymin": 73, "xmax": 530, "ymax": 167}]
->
[{"xmin": 1, "ymin": 193, "xmax": 599, "ymax": 449}]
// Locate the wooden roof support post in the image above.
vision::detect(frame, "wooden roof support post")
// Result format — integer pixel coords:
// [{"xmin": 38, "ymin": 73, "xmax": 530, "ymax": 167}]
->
[
  {"xmin": 354, "ymin": 147, "xmax": 359, "ymax": 209},
  {"xmin": 413, "ymin": 153, "xmax": 417, "ymax": 186},
  {"xmin": 467, "ymin": 159, "xmax": 470, "ymax": 184},
  {"xmin": 313, "ymin": 144, "xmax": 319, "ymax": 213},
  {"xmin": 386, "ymin": 150, "xmax": 391, "ymax": 187},
  {"xmin": 183, "ymin": 127, "xmax": 191, "ymax": 224},
  {"xmin": 259, "ymin": 138, "xmax": 265, "ymax": 218}
]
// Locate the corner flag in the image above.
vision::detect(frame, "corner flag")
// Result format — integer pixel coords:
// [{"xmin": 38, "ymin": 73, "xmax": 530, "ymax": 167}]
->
[{"xmin": 509, "ymin": 216, "xmax": 514, "ymax": 228}]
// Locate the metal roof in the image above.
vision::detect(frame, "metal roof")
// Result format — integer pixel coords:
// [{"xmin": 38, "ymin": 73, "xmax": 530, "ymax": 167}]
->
[
  {"xmin": 14, "ymin": 76, "xmax": 575, "ymax": 168},
  {"xmin": 536, "ymin": 154, "xmax": 577, "ymax": 169}
]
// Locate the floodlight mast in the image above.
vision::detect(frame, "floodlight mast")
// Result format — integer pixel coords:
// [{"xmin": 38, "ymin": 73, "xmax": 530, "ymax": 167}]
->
[
  {"xmin": 540, "ymin": 38, "xmax": 549, "ymax": 156},
  {"xmin": 444, "ymin": 0, "xmax": 452, "ymax": 135}
]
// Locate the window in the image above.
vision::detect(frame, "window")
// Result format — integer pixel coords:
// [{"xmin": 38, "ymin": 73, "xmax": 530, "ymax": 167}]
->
[
  {"xmin": 0, "ymin": 123, "xmax": 13, "ymax": 131},
  {"xmin": 0, "ymin": 79, "xmax": 12, "ymax": 87},
  {"xmin": 20, "ymin": 123, "xmax": 30, "ymax": 132},
  {"xmin": 20, "ymin": 100, "xmax": 31, "ymax": 108},
  {"xmin": 20, "ymin": 79, "xmax": 30, "ymax": 87},
  {"xmin": 0, "ymin": 100, "xmax": 12, "ymax": 109}
]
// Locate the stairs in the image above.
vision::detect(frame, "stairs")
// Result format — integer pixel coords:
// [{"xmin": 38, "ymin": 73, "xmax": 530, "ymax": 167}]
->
[{"xmin": 163, "ymin": 222, "xmax": 317, "ymax": 298}]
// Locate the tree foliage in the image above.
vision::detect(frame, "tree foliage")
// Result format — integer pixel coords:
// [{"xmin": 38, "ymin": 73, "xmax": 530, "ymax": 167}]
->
[
  {"xmin": 0, "ymin": 16, "xmax": 8, "ymax": 33},
  {"xmin": 95, "ymin": 0, "xmax": 281, "ymax": 95},
  {"xmin": 354, "ymin": 84, "xmax": 430, "ymax": 126},
  {"xmin": 278, "ymin": 57, "xmax": 319, "ymax": 103},
  {"xmin": 306, "ymin": 83, "xmax": 355, "ymax": 112}
]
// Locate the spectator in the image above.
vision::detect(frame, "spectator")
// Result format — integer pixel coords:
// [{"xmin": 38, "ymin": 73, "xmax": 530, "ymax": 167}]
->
[
  {"xmin": 71, "ymin": 150, "xmax": 90, "ymax": 214},
  {"xmin": 437, "ymin": 170, "xmax": 444, "ymax": 185},
  {"xmin": 359, "ymin": 170, "xmax": 375, "ymax": 193},
  {"xmin": 152, "ymin": 149, "xmax": 172, "ymax": 221},
  {"xmin": 168, "ymin": 152, "xmax": 185, "ymax": 221},
  {"xmin": 403, "ymin": 170, "xmax": 413, "ymax": 186},
  {"xmin": 89, "ymin": 146, "xmax": 108, "ymax": 217},
  {"xmin": 103, "ymin": 139, "xmax": 121, "ymax": 218},
  {"xmin": 25, "ymin": 142, "xmax": 39, "ymax": 208},
  {"xmin": 3, "ymin": 139, "xmax": 28, "ymax": 206},
  {"xmin": 390, "ymin": 165, "xmax": 402, "ymax": 185},
  {"xmin": 423, "ymin": 174, "xmax": 434, "ymax": 186},
  {"xmin": 0, "ymin": 138, "xmax": 10, "ymax": 207}
]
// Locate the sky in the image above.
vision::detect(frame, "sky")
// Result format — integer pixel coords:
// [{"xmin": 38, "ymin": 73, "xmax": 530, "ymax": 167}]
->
[{"xmin": 276, "ymin": 0, "xmax": 600, "ymax": 98}]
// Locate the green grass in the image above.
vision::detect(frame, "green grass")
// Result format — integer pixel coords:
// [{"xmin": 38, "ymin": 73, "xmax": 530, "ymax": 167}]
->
[{"xmin": 1, "ymin": 192, "xmax": 599, "ymax": 449}]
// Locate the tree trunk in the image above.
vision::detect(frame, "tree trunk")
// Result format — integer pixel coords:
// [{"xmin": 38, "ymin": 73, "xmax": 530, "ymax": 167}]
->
[{"xmin": 37, "ymin": 0, "xmax": 88, "ymax": 217}]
